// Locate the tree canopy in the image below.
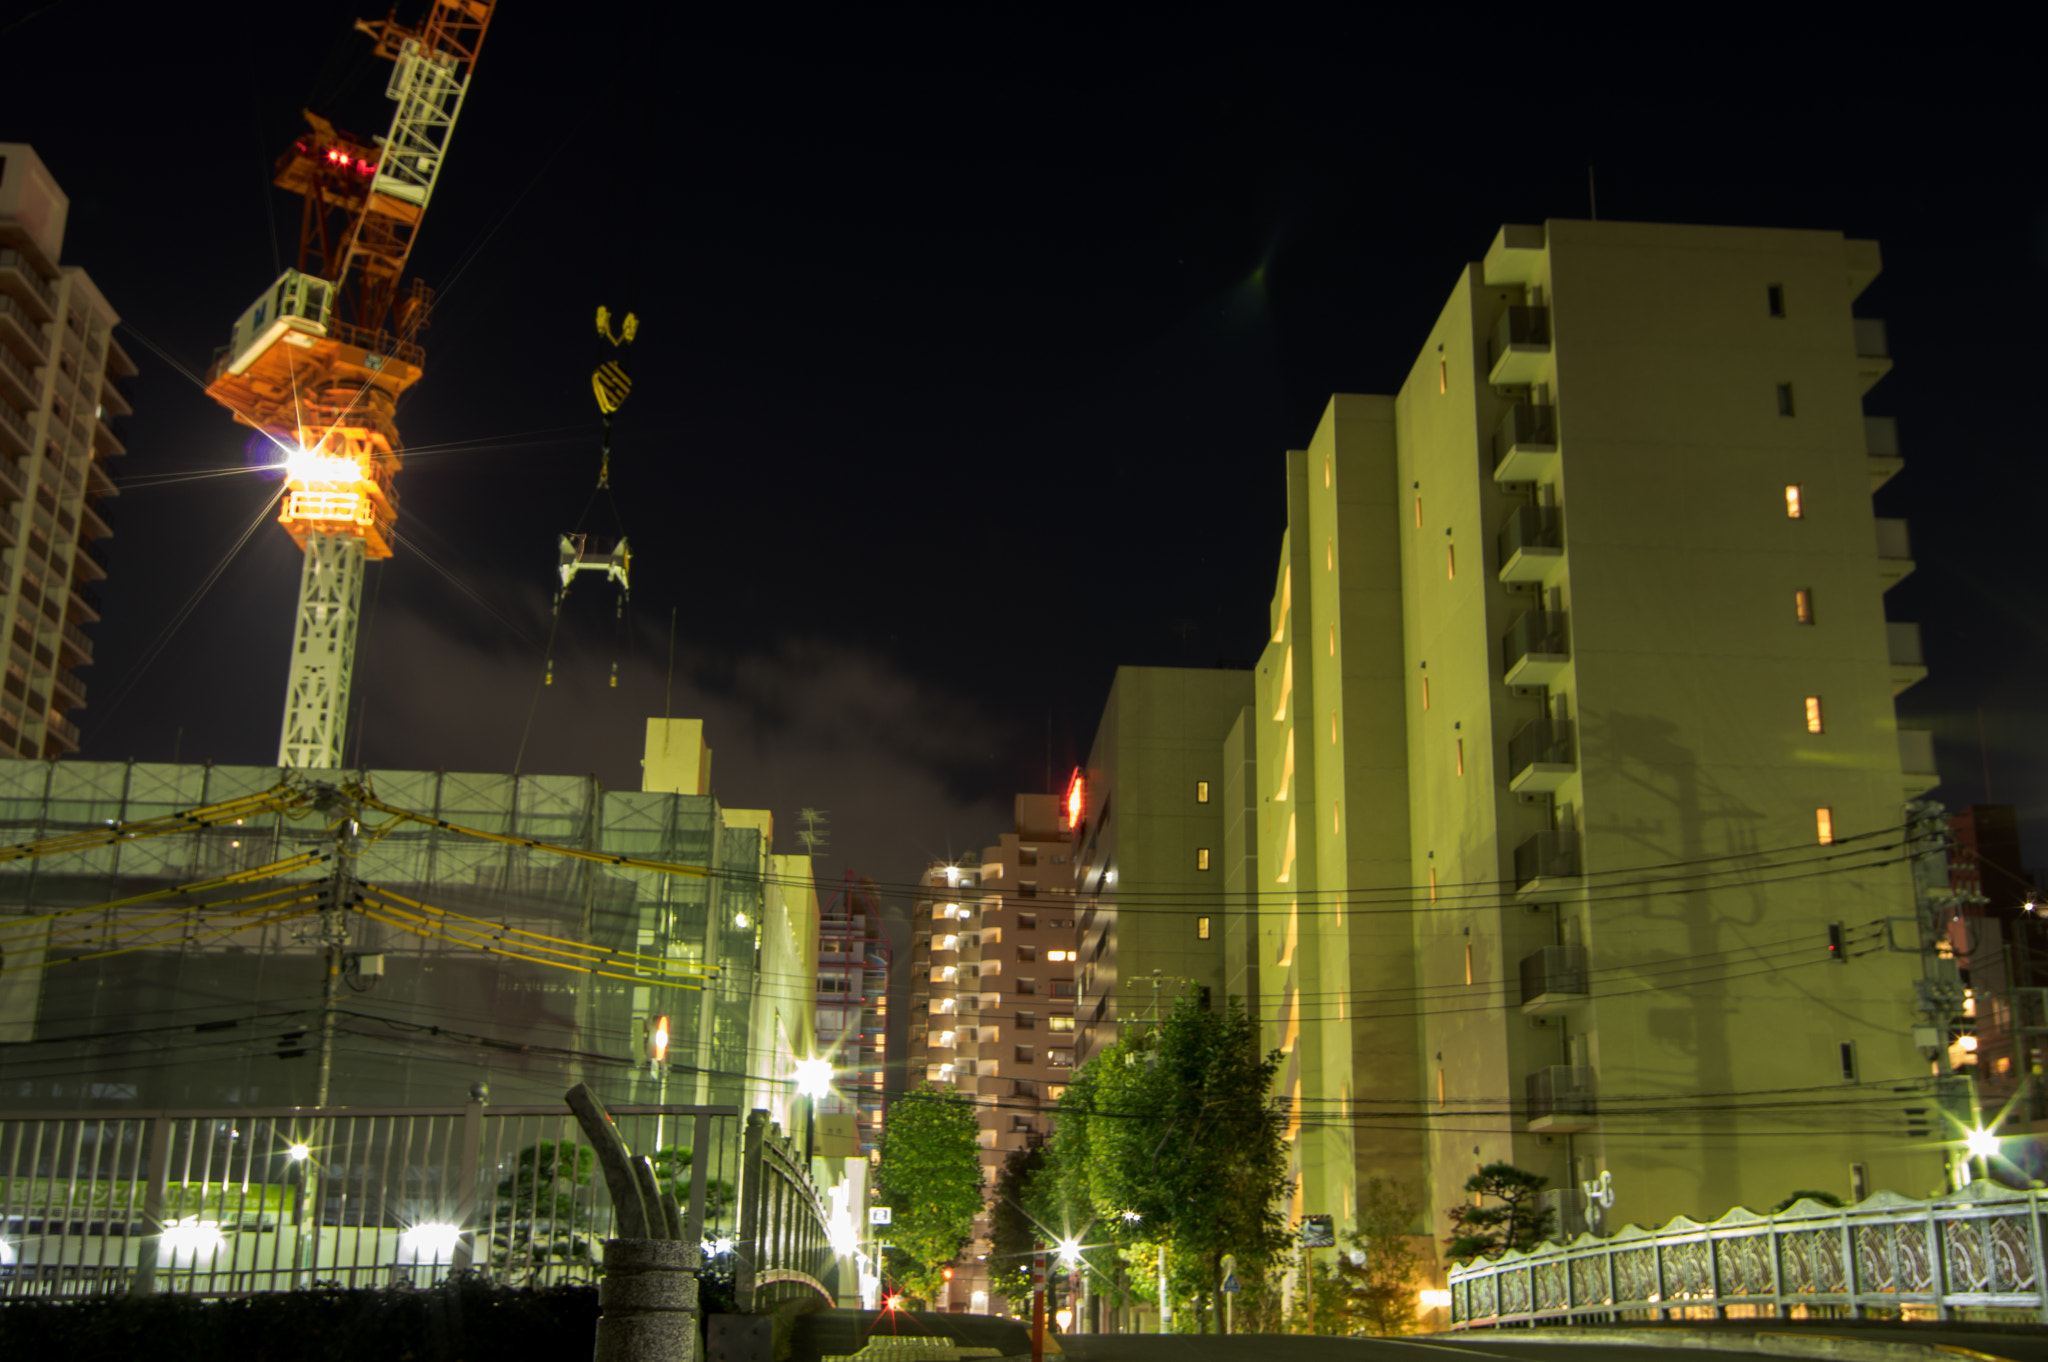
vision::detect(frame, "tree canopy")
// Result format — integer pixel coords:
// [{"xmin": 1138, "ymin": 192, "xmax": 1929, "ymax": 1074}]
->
[
  {"xmin": 1444, "ymin": 1162, "xmax": 1554, "ymax": 1260},
  {"xmin": 874, "ymin": 1081, "xmax": 984, "ymax": 1303},
  {"xmin": 1047, "ymin": 987, "xmax": 1291, "ymax": 1331}
]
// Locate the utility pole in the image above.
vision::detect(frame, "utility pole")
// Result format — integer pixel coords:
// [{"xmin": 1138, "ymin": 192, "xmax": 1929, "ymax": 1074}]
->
[
  {"xmin": 1907, "ymin": 800, "xmax": 1981, "ymax": 1182},
  {"xmin": 313, "ymin": 805, "xmax": 356, "ymax": 1108}
]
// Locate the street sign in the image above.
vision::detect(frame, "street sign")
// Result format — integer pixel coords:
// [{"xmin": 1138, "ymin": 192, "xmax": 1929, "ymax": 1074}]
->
[
  {"xmin": 870, "ymin": 1206, "xmax": 893, "ymax": 1225},
  {"xmin": 1300, "ymin": 1214, "xmax": 1336, "ymax": 1247},
  {"xmin": 1221, "ymin": 1273, "xmax": 1241, "ymax": 1294}
]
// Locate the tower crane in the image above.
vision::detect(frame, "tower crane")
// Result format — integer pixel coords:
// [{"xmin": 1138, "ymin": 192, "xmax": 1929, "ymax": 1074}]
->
[{"xmin": 203, "ymin": 0, "xmax": 497, "ymax": 769}]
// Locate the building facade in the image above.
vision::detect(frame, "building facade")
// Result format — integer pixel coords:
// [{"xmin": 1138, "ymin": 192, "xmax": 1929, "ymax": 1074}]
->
[
  {"xmin": 1244, "ymin": 221, "xmax": 1946, "ymax": 1294},
  {"xmin": 1069, "ymin": 668, "xmax": 1253, "ymax": 1066},
  {"xmin": 1, "ymin": 720, "xmax": 815, "ymax": 1131},
  {"xmin": 0, "ymin": 144, "xmax": 131, "ymax": 760},
  {"xmin": 904, "ymin": 796, "xmax": 1080, "ymax": 1313},
  {"xmin": 816, "ymin": 872, "xmax": 890, "ymax": 1155}
]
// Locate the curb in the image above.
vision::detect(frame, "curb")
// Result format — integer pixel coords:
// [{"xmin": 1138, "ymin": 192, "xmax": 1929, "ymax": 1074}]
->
[{"xmin": 1455, "ymin": 1328, "xmax": 2019, "ymax": 1362}]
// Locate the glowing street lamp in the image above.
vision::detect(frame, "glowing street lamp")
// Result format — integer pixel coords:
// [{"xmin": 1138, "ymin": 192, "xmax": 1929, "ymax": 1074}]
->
[
  {"xmin": 1056, "ymin": 1236, "xmax": 1082, "ymax": 1267},
  {"xmin": 793, "ymin": 1058, "xmax": 835, "ymax": 1100},
  {"xmin": 286, "ymin": 1142, "xmax": 312, "ymax": 1162}
]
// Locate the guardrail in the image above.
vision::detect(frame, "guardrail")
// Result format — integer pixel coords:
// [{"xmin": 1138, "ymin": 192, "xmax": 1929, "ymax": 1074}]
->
[
  {"xmin": 734, "ymin": 1109, "xmax": 836, "ymax": 1311},
  {"xmin": 1448, "ymin": 1183, "xmax": 2048, "ymax": 1326},
  {"xmin": 0, "ymin": 1102, "xmax": 744, "ymax": 1299}
]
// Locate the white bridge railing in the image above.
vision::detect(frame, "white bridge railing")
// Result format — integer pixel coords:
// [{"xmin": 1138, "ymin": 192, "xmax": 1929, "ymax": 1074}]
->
[{"xmin": 1449, "ymin": 1183, "xmax": 2048, "ymax": 1327}]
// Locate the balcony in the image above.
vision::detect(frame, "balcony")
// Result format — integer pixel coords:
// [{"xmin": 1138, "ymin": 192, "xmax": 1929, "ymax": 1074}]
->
[
  {"xmin": 1888, "ymin": 621, "xmax": 1927, "ymax": 695},
  {"xmin": 1526, "ymin": 1064, "xmax": 1597, "ymax": 1133},
  {"xmin": 1488, "ymin": 305, "xmax": 1552, "ymax": 386},
  {"xmin": 1520, "ymin": 945, "xmax": 1589, "ymax": 1014},
  {"xmin": 0, "ymin": 395, "xmax": 32, "ymax": 461},
  {"xmin": 0, "ymin": 333, "xmax": 37, "ymax": 412},
  {"xmin": 1507, "ymin": 717, "xmax": 1575, "ymax": 794},
  {"xmin": 1513, "ymin": 829, "xmax": 1577, "ymax": 895},
  {"xmin": 45, "ymin": 712, "xmax": 80, "ymax": 754},
  {"xmin": 1865, "ymin": 415, "xmax": 1902, "ymax": 491},
  {"xmin": 93, "ymin": 418, "xmax": 127, "ymax": 459},
  {"xmin": 0, "ymin": 293, "xmax": 50, "ymax": 368},
  {"xmin": 73, "ymin": 541, "xmax": 108, "ymax": 582},
  {"xmin": 0, "ymin": 453, "xmax": 24, "ymax": 503},
  {"xmin": 0, "ymin": 249, "xmax": 59, "ymax": 321},
  {"xmin": 1875, "ymin": 517, "xmax": 1914, "ymax": 588},
  {"xmin": 68, "ymin": 584, "xmax": 102, "ymax": 624},
  {"xmin": 1496, "ymin": 504, "xmax": 1563, "ymax": 584},
  {"xmin": 1899, "ymin": 728, "xmax": 1939, "ymax": 797},
  {"xmin": 51, "ymin": 669, "xmax": 85, "ymax": 709},
  {"xmin": 1854, "ymin": 318, "xmax": 1892, "ymax": 394},
  {"xmin": 1502, "ymin": 609, "xmax": 1570, "ymax": 688},
  {"xmin": 1491, "ymin": 403, "xmax": 1559, "ymax": 483}
]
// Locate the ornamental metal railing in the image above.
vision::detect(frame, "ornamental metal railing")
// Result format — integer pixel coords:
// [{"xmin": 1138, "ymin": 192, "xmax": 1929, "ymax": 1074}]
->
[
  {"xmin": 733, "ymin": 1109, "xmax": 836, "ymax": 1312},
  {"xmin": 1449, "ymin": 1183, "xmax": 2048, "ymax": 1327},
  {"xmin": 0, "ymin": 1102, "xmax": 743, "ymax": 1299}
]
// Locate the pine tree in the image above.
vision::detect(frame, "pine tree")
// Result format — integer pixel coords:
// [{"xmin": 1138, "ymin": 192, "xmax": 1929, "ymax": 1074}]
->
[{"xmin": 1444, "ymin": 1163, "xmax": 1554, "ymax": 1260}]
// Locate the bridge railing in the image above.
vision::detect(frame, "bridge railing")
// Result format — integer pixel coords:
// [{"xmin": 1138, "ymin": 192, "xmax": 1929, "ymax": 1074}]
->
[
  {"xmin": 1449, "ymin": 1183, "xmax": 2048, "ymax": 1327},
  {"xmin": 732, "ymin": 1109, "xmax": 835, "ymax": 1312}
]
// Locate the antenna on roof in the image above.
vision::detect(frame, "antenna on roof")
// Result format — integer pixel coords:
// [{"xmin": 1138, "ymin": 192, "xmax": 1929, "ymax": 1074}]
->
[{"xmin": 798, "ymin": 808, "xmax": 831, "ymax": 859}]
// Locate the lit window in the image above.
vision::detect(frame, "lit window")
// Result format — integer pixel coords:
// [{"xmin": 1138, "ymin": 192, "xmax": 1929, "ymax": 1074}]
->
[
  {"xmin": 1422, "ymin": 677, "xmax": 1430, "ymax": 711},
  {"xmin": 1816, "ymin": 807, "xmax": 1834, "ymax": 845},
  {"xmin": 1326, "ymin": 538, "xmax": 1333, "ymax": 571},
  {"xmin": 1437, "ymin": 1067, "xmax": 1446, "ymax": 1106},
  {"xmin": 1463, "ymin": 942, "xmax": 1473, "ymax": 986},
  {"xmin": 1197, "ymin": 916, "xmax": 1211, "ymax": 940},
  {"xmin": 1333, "ymin": 800, "xmax": 1341, "ymax": 834},
  {"xmin": 1777, "ymin": 382, "xmax": 1796, "ymax": 417},
  {"xmin": 1785, "ymin": 484, "xmax": 1803, "ymax": 518},
  {"xmin": 1805, "ymin": 696, "xmax": 1824, "ymax": 733},
  {"xmin": 1196, "ymin": 848, "xmax": 1211, "ymax": 871},
  {"xmin": 1456, "ymin": 738, "xmax": 1465, "ymax": 776},
  {"xmin": 1328, "ymin": 623, "xmax": 1336, "ymax": 657},
  {"xmin": 1429, "ymin": 866, "xmax": 1437, "ymax": 903},
  {"xmin": 1439, "ymin": 357, "xmax": 1447, "ymax": 394},
  {"xmin": 1795, "ymin": 588, "xmax": 1814, "ymax": 624},
  {"xmin": 1768, "ymin": 284, "xmax": 1786, "ymax": 318},
  {"xmin": 1324, "ymin": 456, "xmax": 1331, "ymax": 488},
  {"xmin": 1414, "ymin": 495, "xmax": 1423, "ymax": 528},
  {"xmin": 1447, "ymin": 544, "xmax": 1456, "ymax": 580},
  {"xmin": 1196, "ymin": 780, "xmax": 1209, "ymax": 804},
  {"xmin": 1331, "ymin": 710, "xmax": 1338, "ymax": 745}
]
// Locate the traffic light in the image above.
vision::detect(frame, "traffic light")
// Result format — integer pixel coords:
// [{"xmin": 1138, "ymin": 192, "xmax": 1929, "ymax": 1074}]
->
[
  {"xmin": 1827, "ymin": 923, "xmax": 1846, "ymax": 962},
  {"xmin": 643, "ymin": 1015, "xmax": 670, "ymax": 1065}
]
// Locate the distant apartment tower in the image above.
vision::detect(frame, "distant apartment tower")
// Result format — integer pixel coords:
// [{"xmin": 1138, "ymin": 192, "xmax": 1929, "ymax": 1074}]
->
[
  {"xmin": 816, "ymin": 872, "xmax": 890, "ymax": 1155},
  {"xmin": 1945, "ymin": 805, "xmax": 2038, "ymax": 1124},
  {"xmin": 1252, "ymin": 221, "xmax": 1944, "ymax": 1263},
  {"xmin": 905, "ymin": 797, "xmax": 1078, "ymax": 1314},
  {"xmin": 1069, "ymin": 667, "xmax": 1254, "ymax": 1065},
  {"xmin": 0, "ymin": 145, "xmax": 131, "ymax": 759}
]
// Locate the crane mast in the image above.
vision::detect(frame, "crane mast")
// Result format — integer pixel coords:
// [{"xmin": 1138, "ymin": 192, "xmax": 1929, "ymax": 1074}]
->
[{"xmin": 203, "ymin": 0, "xmax": 495, "ymax": 769}]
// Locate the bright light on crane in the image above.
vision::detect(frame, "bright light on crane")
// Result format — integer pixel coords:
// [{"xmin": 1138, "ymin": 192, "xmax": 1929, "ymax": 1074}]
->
[{"xmin": 284, "ymin": 446, "xmax": 363, "ymax": 484}]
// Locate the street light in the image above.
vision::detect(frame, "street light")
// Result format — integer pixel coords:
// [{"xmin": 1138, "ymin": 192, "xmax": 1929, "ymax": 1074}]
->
[
  {"xmin": 1965, "ymin": 1127, "xmax": 2000, "ymax": 1162},
  {"xmin": 1056, "ymin": 1236, "xmax": 1082, "ymax": 1267},
  {"xmin": 793, "ymin": 1058, "xmax": 835, "ymax": 1099},
  {"xmin": 286, "ymin": 1142, "xmax": 312, "ymax": 1162}
]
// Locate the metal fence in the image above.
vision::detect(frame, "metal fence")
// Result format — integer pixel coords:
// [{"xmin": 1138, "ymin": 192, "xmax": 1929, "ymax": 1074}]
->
[
  {"xmin": 733, "ymin": 1110, "xmax": 836, "ymax": 1312},
  {"xmin": 0, "ymin": 1102, "xmax": 746, "ymax": 1298},
  {"xmin": 1449, "ymin": 1183, "xmax": 2048, "ymax": 1327}
]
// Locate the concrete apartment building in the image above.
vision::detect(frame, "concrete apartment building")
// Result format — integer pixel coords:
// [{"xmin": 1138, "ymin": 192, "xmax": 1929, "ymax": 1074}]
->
[
  {"xmin": 1251, "ymin": 219, "xmax": 1945, "ymax": 1261},
  {"xmin": 905, "ymin": 796, "xmax": 1078, "ymax": 1313},
  {"xmin": 1070, "ymin": 667, "xmax": 1254, "ymax": 1065},
  {"xmin": 0, "ymin": 144, "xmax": 131, "ymax": 759},
  {"xmin": 816, "ymin": 872, "xmax": 890, "ymax": 1155},
  {"xmin": 1081, "ymin": 221, "xmax": 1950, "ymax": 1297}
]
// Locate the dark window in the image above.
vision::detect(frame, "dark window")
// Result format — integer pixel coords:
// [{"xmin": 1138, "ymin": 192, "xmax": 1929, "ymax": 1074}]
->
[
  {"xmin": 1018, "ymin": 914, "xmax": 1037, "ymax": 930},
  {"xmin": 1015, "ymin": 1046, "xmax": 1035, "ymax": 1064},
  {"xmin": 1019, "ymin": 847, "xmax": 1038, "ymax": 866},
  {"xmin": 1018, "ymin": 946, "xmax": 1037, "ymax": 963},
  {"xmin": 1839, "ymin": 1041, "xmax": 1858, "ymax": 1082},
  {"xmin": 1014, "ymin": 1012, "xmax": 1036, "ymax": 1030},
  {"xmin": 1768, "ymin": 284, "xmax": 1786, "ymax": 318},
  {"xmin": 1776, "ymin": 382, "xmax": 1796, "ymax": 417}
]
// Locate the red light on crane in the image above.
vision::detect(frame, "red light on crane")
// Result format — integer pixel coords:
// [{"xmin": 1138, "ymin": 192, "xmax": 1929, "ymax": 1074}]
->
[{"xmin": 1064, "ymin": 769, "xmax": 1085, "ymax": 832}]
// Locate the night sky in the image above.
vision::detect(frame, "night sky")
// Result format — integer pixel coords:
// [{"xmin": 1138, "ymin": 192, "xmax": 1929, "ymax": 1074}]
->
[{"xmin": 4, "ymin": 15, "xmax": 2043, "ymax": 899}]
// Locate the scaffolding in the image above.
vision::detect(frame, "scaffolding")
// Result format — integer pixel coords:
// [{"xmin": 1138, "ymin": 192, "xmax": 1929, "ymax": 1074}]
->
[{"xmin": 0, "ymin": 760, "xmax": 776, "ymax": 1116}]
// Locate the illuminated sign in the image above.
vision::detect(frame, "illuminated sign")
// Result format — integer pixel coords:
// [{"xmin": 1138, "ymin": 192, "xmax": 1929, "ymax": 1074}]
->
[{"xmin": 1064, "ymin": 768, "xmax": 1085, "ymax": 831}]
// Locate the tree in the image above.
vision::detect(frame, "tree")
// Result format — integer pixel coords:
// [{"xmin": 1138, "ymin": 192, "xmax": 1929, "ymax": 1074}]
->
[
  {"xmin": 650, "ymin": 1146, "xmax": 736, "ymax": 1227},
  {"xmin": 490, "ymin": 1140, "xmax": 599, "ymax": 1284},
  {"xmin": 1334, "ymin": 1178, "xmax": 1424, "ymax": 1336},
  {"xmin": 1050, "ymin": 987, "xmax": 1292, "ymax": 1332},
  {"xmin": 1444, "ymin": 1163, "xmax": 1554, "ymax": 1261},
  {"xmin": 874, "ymin": 1082, "xmax": 984, "ymax": 1304}
]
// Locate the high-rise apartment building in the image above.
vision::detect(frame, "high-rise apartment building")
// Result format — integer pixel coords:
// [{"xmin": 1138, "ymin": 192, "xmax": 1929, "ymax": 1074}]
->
[
  {"xmin": 905, "ymin": 796, "xmax": 1078, "ymax": 1313},
  {"xmin": 816, "ymin": 872, "xmax": 890, "ymax": 1155},
  {"xmin": 0, "ymin": 145, "xmax": 131, "ymax": 760},
  {"xmin": 1069, "ymin": 667, "xmax": 1253, "ymax": 1065},
  {"xmin": 1247, "ymin": 220, "xmax": 1945, "ymax": 1273}
]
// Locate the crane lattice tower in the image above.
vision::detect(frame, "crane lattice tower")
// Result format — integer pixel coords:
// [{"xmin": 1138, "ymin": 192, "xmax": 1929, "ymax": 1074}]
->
[{"xmin": 203, "ymin": 0, "xmax": 496, "ymax": 768}]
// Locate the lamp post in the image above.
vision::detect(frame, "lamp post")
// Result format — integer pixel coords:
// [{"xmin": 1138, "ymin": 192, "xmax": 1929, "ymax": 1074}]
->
[
  {"xmin": 793, "ymin": 1058, "xmax": 834, "ymax": 1166},
  {"xmin": 1965, "ymin": 1126, "xmax": 2000, "ymax": 1184}
]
